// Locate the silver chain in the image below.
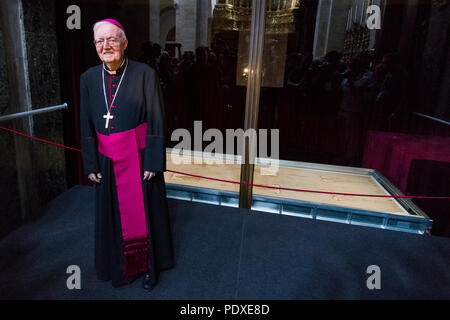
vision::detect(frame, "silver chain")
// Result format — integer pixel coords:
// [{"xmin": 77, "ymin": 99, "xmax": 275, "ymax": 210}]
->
[{"xmin": 102, "ymin": 58, "xmax": 128, "ymax": 116}]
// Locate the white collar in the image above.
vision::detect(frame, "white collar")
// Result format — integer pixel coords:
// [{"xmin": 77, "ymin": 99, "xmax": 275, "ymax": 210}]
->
[{"xmin": 103, "ymin": 57, "xmax": 127, "ymax": 75}]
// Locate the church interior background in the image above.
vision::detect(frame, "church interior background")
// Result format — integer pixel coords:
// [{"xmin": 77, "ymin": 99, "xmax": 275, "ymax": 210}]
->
[{"xmin": 1, "ymin": 0, "xmax": 449, "ymax": 239}]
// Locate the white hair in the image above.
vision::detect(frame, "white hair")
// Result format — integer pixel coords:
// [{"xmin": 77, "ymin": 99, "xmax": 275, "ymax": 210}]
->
[{"xmin": 93, "ymin": 21, "xmax": 127, "ymax": 40}]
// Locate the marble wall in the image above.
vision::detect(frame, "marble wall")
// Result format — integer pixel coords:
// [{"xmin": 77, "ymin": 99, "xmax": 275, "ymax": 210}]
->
[
  {"xmin": 0, "ymin": 18, "xmax": 21, "ymax": 239},
  {"xmin": 0, "ymin": 0, "xmax": 67, "ymax": 239},
  {"xmin": 22, "ymin": 0, "xmax": 67, "ymax": 206},
  {"xmin": 0, "ymin": 22, "xmax": 9, "ymax": 115}
]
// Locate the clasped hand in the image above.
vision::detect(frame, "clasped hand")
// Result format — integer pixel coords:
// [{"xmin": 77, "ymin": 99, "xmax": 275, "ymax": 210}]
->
[{"xmin": 88, "ymin": 171, "xmax": 156, "ymax": 183}]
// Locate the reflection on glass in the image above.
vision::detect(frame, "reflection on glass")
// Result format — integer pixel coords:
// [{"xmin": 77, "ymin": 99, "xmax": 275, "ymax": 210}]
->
[{"xmin": 139, "ymin": 1, "xmax": 449, "ymax": 233}]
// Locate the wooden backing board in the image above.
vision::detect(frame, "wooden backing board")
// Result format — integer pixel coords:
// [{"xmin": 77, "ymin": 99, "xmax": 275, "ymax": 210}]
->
[{"xmin": 164, "ymin": 153, "xmax": 411, "ymax": 216}]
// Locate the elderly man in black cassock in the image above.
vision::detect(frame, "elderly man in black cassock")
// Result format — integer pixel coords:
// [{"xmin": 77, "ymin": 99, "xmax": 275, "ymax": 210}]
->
[{"xmin": 80, "ymin": 18, "xmax": 174, "ymax": 290}]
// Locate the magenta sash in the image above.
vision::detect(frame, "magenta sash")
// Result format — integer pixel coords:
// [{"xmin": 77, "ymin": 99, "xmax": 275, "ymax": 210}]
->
[{"xmin": 96, "ymin": 122, "xmax": 149, "ymax": 278}]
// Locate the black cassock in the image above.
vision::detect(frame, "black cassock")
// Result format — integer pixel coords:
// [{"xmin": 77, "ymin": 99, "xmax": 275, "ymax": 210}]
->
[{"xmin": 80, "ymin": 58, "xmax": 174, "ymax": 287}]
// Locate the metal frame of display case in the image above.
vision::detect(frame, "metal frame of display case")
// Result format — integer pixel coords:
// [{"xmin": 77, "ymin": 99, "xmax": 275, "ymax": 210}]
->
[{"xmin": 164, "ymin": 148, "xmax": 432, "ymax": 235}]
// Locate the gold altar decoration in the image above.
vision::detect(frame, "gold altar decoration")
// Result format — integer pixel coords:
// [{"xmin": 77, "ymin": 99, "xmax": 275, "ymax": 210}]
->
[{"xmin": 212, "ymin": 0, "xmax": 301, "ymax": 35}]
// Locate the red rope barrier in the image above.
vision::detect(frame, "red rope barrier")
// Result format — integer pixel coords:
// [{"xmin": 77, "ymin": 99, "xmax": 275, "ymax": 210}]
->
[
  {"xmin": 1, "ymin": 125, "xmax": 449, "ymax": 200},
  {"xmin": 166, "ymin": 169, "xmax": 450, "ymax": 199},
  {"xmin": 0, "ymin": 125, "xmax": 81, "ymax": 152}
]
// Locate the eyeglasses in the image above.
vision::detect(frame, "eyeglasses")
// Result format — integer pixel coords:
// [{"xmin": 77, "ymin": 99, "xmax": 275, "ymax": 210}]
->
[{"xmin": 94, "ymin": 38, "xmax": 122, "ymax": 47}]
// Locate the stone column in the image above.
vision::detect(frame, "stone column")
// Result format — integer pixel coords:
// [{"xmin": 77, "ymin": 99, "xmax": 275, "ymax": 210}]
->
[
  {"xmin": 326, "ymin": 0, "xmax": 351, "ymax": 54},
  {"xmin": 196, "ymin": 0, "xmax": 209, "ymax": 48},
  {"xmin": 312, "ymin": 0, "xmax": 333, "ymax": 58},
  {"xmin": 149, "ymin": 0, "xmax": 161, "ymax": 45},
  {"xmin": 176, "ymin": 0, "xmax": 197, "ymax": 53}
]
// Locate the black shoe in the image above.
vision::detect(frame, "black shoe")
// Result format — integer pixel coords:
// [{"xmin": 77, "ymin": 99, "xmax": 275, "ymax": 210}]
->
[{"xmin": 142, "ymin": 273, "xmax": 154, "ymax": 292}]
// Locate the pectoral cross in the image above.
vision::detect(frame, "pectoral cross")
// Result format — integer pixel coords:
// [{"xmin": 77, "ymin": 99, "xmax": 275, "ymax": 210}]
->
[{"xmin": 103, "ymin": 111, "xmax": 113, "ymax": 128}]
